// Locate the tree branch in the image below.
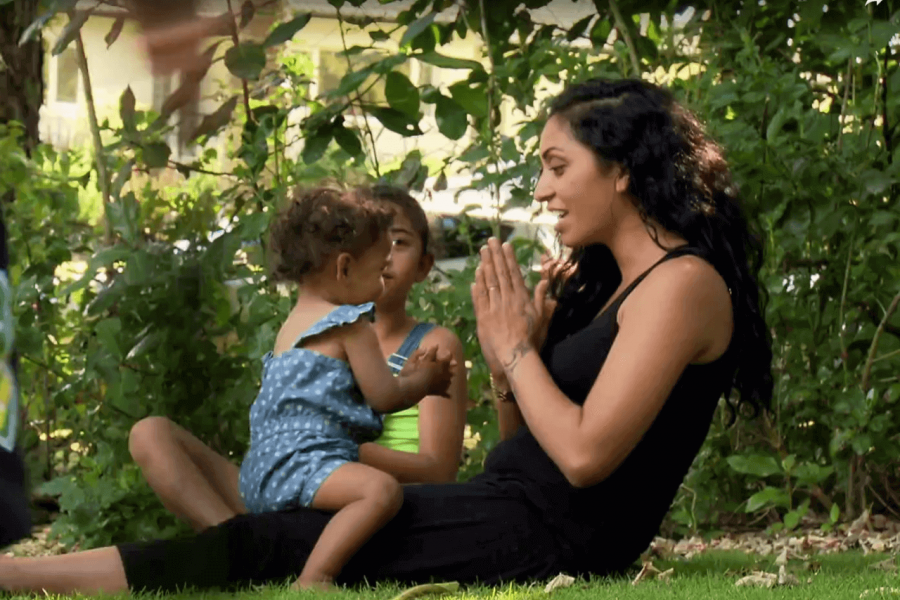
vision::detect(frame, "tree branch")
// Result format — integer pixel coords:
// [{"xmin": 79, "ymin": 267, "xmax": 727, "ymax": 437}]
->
[
  {"xmin": 862, "ymin": 291, "xmax": 900, "ymax": 392},
  {"xmin": 857, "ymin": 301, "xmax": 900, "ymax": 339},
  {"xmin": 608, "ymin": 0, "xmax": 640, "ymax": 76},
  {"xmin": 883, "ymin": 40, "xmax": 893, "ymax": 164},
  {"xmin": 73, "ymin": 21, "xmax": 113, "ymax": 246},
  {"xmin": 225, "ymin": 0, "xmax": 253, "ymax": 122}
]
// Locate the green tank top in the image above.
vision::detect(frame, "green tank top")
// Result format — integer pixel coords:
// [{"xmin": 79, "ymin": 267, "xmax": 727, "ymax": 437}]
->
[{"xmin": 374, "ymin": 322, "xmax": 435, "ymax": 453}]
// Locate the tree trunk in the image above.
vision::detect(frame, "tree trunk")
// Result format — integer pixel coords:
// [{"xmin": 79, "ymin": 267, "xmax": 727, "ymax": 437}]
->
[{"xmin": 0, "ymin": 0, "xmax": 44, "ymax": 158}]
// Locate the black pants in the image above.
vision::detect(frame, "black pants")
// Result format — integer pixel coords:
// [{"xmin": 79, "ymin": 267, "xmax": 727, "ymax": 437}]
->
[{"xmin": 118, "ymin": 480, "xmax": 579, "ymax": 592}]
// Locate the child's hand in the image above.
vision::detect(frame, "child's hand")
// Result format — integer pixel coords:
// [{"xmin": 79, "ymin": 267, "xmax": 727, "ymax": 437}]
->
[{"xmin": 400, "ymin": 346, "xmax": 456, "ymax": 398}]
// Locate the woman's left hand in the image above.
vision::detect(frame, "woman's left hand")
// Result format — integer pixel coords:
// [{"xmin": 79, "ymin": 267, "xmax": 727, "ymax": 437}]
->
[{"xmin": 471, "ymin": 238, "xmax": 551, "ymax": 376}]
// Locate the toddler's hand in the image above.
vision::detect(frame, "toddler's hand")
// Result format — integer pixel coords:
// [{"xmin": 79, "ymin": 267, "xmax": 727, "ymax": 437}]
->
[{"xmin": 401, "ymin": 346, "xmax": 456, "ymax": 398}]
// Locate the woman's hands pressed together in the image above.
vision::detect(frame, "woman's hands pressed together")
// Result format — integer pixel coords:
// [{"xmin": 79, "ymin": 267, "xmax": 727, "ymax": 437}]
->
[{"xmin": 471, "ymin": 238, "xmax": 557, "ymax": 383}]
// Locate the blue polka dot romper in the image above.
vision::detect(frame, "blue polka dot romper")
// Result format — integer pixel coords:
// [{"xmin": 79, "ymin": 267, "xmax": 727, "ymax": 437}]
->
[{"xmin": 239, "ymin": 303, "xmax": 384, "ymax": 513}]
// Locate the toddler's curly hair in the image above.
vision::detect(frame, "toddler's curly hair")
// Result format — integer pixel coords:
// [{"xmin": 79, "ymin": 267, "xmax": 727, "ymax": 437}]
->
[{"xmin": 268, "ymin": 186, "xmax": 394, "ymax": 284}]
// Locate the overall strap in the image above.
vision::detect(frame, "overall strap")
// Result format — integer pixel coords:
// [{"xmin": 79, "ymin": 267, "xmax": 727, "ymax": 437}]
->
[{"xmin": 387, "ymin": 322, "xmax": 437, "ymax": 375}]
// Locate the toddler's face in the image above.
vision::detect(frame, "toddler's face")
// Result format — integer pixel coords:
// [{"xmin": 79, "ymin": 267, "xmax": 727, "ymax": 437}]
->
[{"xmin": 346, "ymin": 234, "xmax": 392, "ymax": 305}]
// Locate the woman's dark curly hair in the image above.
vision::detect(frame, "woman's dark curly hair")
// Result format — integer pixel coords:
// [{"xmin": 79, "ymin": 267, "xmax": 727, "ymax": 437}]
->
[
  {"xmin": 544, "ymin": 77, "xmax": 773, "ymax": 420},
  {"xmin": 268, "ymin": 186, "xmax": 394, "ymax": 284}
]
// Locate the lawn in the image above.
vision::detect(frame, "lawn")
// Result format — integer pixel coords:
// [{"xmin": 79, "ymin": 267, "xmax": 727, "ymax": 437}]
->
[{"xmin": 18, "ymin": 551, "xmax": 899, "ymax": 600}]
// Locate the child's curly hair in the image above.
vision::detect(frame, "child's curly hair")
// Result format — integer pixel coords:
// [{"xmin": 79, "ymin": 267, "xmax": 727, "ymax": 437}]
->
[{"xmin": 268, "ymin": 186, "xmax": 394, "ymax": 284}]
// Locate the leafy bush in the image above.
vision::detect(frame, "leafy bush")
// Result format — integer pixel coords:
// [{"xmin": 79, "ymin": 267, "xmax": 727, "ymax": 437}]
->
[{"xmin": 3, "ymin": 0, "xmax": 899, "ymax": 547}]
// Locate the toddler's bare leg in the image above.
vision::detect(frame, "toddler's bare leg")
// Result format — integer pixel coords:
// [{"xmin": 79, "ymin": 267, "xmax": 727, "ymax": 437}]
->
[
  {"xmin": 129, "ymin": 416, "xmax": 244, "ymax": 530},
  {"xmin": 294, "ymin": 463, "xmax": 403, "ymax": 589}
]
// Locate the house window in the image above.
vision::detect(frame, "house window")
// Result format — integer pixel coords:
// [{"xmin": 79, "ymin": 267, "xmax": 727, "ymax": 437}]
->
[
  {"xmin": 317, "ymin": 50, "xmax": 414, "ymax": 105},
  {"xmin": 55, "ymin": 48, "xmax": 79, "ymax": 103}
]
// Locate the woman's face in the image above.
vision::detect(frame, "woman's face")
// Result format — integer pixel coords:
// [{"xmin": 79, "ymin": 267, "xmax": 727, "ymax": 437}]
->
[{"xmin": 534, "ymin": 115, "xmax": 629, "ymax": 248}]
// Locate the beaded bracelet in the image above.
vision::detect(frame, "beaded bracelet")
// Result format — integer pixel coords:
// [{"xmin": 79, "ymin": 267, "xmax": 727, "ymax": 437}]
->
[{"xmin": 490, "ymin": 374, "xmax": 515, "ymax": 403}]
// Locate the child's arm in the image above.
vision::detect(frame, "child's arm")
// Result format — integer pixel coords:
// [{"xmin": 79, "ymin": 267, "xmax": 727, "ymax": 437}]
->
[
  {"xmin": 359, "ymin": 327, "xmax": 468, "ymax": 483},
  {"xmin": 343, "ymin": 320, "xmax": 454, "ymax": 414}
]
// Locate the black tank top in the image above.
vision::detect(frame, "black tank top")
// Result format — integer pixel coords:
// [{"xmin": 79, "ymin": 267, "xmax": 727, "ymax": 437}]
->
[{"xmin": 478, "ymin": 246, "xmax": 735, "ymax": 574}]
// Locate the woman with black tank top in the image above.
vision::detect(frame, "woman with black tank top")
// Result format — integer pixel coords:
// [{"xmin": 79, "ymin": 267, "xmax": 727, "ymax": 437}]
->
[{"xmin": 0, "ymin": 78, "xmax": 774, "ymax": 595}]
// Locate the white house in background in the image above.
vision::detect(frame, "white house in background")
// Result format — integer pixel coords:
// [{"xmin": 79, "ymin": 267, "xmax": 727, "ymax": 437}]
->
[
  {"xmin": 38, "ymin": 0, "xmax": 615, "ymax": 162},
  {"xmin": 39, "ymin": 0, "xmax": 696, "ymax": 216}
]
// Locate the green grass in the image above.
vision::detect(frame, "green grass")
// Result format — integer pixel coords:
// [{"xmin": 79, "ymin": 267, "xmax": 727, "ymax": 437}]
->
[{"xmin": 19, "ymin": 552, "xmax": 900, "ymax": 600}]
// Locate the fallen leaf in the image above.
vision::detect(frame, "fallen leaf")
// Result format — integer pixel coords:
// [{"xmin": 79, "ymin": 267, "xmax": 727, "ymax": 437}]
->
[
  {"xmin": 777, "ymin": 564, "xmax": 799, "ymax": 586},
  {"xmin": 544, "ymin": 573, "xmax": 575, "ymax": 593},
  {"xmin": 850, "ymin": 510, "xmax": 872, "ymax": 535},
  {"xmin": 735, "ymin": 571, "xmax": 778, "ymax": 588},
  {"xmin": 860, "ymin": 588, "xmax": 900, "ymax": 598},
  {"xmin": 631, "ymin": 561, "xmax": 661, "ymax": 586},
  {"xmin": 871, "ymin": 558, "xmax": 898, "ymax": 573},
  {"xmin": 775, "ymin": 548, "xmax": 789, "ymax": 566}
]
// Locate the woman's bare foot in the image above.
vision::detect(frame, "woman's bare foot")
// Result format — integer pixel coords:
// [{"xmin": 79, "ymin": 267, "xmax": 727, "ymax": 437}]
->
[{"xmin": 291, "ymin": 574, "xmax": 335, "ymax": 591}]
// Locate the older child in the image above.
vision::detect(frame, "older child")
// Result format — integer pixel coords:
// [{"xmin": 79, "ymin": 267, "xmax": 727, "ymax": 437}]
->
[{"xmin": 127, "ymin": 185, "xmax": 469, "ymax": 535}]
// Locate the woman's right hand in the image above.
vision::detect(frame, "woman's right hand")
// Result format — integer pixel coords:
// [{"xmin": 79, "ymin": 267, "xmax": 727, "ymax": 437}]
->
[{"xmin": 477, "ymin": 254, "xmax": 559, "ymax": 389}]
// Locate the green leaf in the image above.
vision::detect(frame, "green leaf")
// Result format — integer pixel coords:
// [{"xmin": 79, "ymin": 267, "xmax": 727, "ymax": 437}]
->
[
  {"xmin": 746, "ymin": 486, "xmax": 790, "ymax": 512},
  {"xmin": 333, "ymin": 124, "xmax": 363, "ymax": 157},
  {"xmin": 302, "ymin": 126, "xmax": 334, "ymax": 164},
  {"xmin": 781, "ymin": 454, "xmax": 796, "ymax": 473},
  {"xmin": 111, "ymin": 159, "xmax": 135, "ymax": 200},
  {"xmin": 52, "ymin": 10, "xmax": 91, "ymax": 56},
  {"xmin": 567, "ymin": 14, "xmax": 594, "ymax": 41},
  {"xmin": 95, "ymin": 317, "xmax": 122, "ymax": 358},
  {"xmin": 385, "ymin": 72, "xmax": 420, "ymax": 117},
  {"xmin": 861, "ymin": 169, "xmax": 894, "ymax": 196},
  {"xmin": 766, "ymin": 106, "xmax": 790, "ymax": 143},
  {"xmin": 590, "ymin": 18, "xmax": 612, "ymax": 45},
  {"xmin": 142, "ymin": 142, "xmax": 171, "ymax": 169},
  {"xmin": 365, "ymin": 106, "xmax": 423, "ymax": 136},
  {"xmin": 783, "ymin": 510, "xmax": 801, "ymax": 530},
  {"xmin": 263, "ymin": 13, "xmax": 311, "ymax": 48},
  {"xmin": 435, "ymin": 96, "xmax": 468, "ymax": 140},
  {"xmin": 107, "ymin": 193, "xmax": 140, "ymax": 245},
  {"xmin": 727, "ymin": 454, "xmax": 782, "ymax": 477},
  {"xmin": 239, "ymin": 0, "xmax": 256, "ymax": 28},
  {"xmin": 60, "ymin": 248, "xmax": 132, "ymax": 295},
  {"xmin": 225, "ymin": 43, "xmax": 267, "ymax": 80},
  {"xmin": 400, "ymin": 12, "xmax": 437, "ymax": 48},
  {"xmin": 416, "ymin": 51, "xmax": 484, "ymax": 71},
  {"xmin": 191, "ymin": 96, "xmax": 239, "ymax": 142},
  {"xmin": 126, "ymin": 330, "xmax": 162, "ymax": 361},
  {"xmin": 119, "ymin": 86, "xmax": 136, "ymax": 134},
  {"xmin": 105, "ymin": 16, "xmax": 125, "ymax": 48},
  {"xmin": 829, "ymin": 503, "xmax": 841, "ymax": 524},
  {"xmin": 330, "ymin": 68, "xmax": 373, "ymax": 98},
  {"xmin": 123, "ymin": 250, "xmax": 151, "ymax": 285},
  {"xmin": 20, "ymin": 0, "xmax": 78, "ymax": 45},
  {"xmin": 448, "ymin": 82, "xmax": 488, "ymax": 118},
  {"xmin": 851, "ymin": 433, "xmax": 873, "ymax": 455},
  {"xmin": 793, "ymin": 463, "xmax": 834, "ymax": 486},
  {"xmin": 369, "ymin": 30, "xmax": 390, "ymax": 42}
]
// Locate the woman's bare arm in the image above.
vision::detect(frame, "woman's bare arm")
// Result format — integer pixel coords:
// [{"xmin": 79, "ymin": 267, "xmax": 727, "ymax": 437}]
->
[
  {"xmin": 472, "ymin": 239, "xmax": 733, "ymax": 489},
  {"xmin": 502, "ymin": 257, "xmax": 732, "ymax": 488}
]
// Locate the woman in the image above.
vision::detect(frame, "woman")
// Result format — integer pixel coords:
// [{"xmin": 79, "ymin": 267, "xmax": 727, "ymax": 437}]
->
[
  {"xmin": 0, "ymin": 78, "xmax": 772, "ymax": 594},
  {"xmin": 126, "ymin": 186, "xmax": 468, "ymax": 532}
]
